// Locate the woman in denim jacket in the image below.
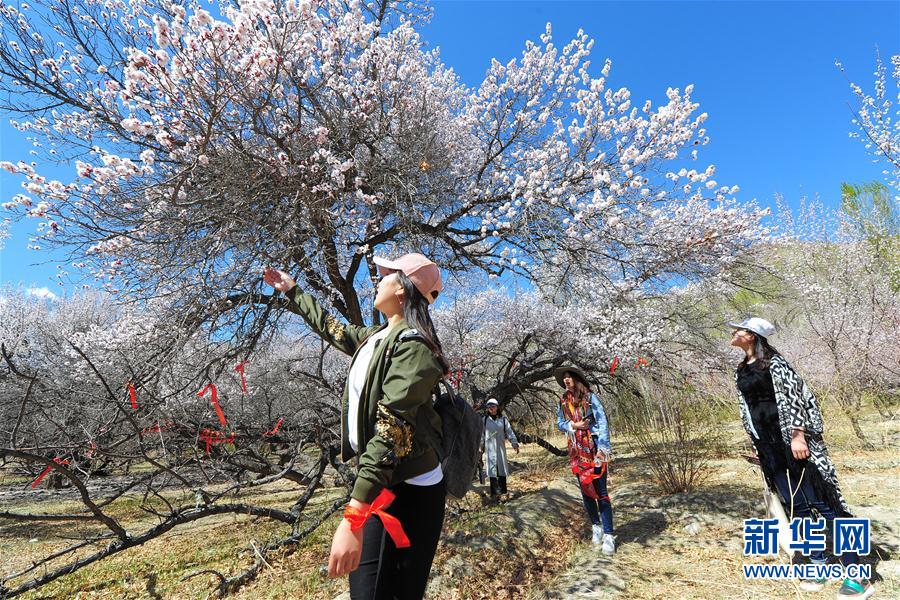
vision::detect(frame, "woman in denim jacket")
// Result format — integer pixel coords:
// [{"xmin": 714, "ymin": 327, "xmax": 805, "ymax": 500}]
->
[{"xmin": 555, "ymin": 366, "xmax": 615, "ymax": 554}]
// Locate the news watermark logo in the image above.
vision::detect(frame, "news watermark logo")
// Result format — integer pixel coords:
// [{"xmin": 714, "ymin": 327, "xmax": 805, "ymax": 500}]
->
[{"xmin": 742, "ymin": 517, "xmax": 871, "ymax": 580}]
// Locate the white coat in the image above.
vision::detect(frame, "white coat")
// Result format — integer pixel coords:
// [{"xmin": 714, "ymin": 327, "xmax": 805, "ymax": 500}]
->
[{"xmin": 482, "ymin": 414, "xmax": 519, "ymax": 477}]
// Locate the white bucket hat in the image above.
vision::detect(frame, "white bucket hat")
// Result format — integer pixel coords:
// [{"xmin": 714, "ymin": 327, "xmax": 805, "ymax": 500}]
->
[
  {"xmin": 728, "ymin": 317, "xmax": 775, "ymax": 339},
  {"xmin": 485, "ymin": 398, "xmax": 499, "ymax": 407}
]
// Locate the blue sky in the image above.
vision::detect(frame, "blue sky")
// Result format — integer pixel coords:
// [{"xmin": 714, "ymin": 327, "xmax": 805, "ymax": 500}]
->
[{"xmin": 1, "ymin": 0, "xmax": 898, "ymax": 294}]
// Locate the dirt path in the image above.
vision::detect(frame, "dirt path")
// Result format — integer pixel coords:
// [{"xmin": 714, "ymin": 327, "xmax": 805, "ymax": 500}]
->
[{"xmin": 536, "ymin": 453, "xmax": 900, "ymax": 600}]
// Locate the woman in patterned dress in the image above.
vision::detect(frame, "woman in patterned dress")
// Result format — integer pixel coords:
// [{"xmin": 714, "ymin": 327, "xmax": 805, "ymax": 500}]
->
[{"xmin": 730, "ymin": 317, "xmax": 875, "ymax": 599}]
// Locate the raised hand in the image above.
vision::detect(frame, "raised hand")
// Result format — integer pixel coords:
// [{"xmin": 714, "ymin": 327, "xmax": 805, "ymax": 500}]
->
[{"xmin": 263, "ymin": 267, "xmax": 296, "ymax": 293}]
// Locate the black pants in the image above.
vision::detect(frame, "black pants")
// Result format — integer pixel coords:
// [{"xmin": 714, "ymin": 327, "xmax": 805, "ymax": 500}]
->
[
  {"xmin": 769, "ymin": 468, "xmax": 859, "ymax": 566},
  {"xmin": 489, "ymin": 476, "xmax": 507, "ymax": 496},
  {"xmin": 349, "ymin": 479, "xmax": 446, "ymax": 600},
  {"xmin": 758, "ymin": 437, "xmax": 860, "ymax": 568}
]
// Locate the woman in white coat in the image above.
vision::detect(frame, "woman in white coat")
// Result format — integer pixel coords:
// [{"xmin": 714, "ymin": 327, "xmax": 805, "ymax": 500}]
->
[{"xmin": 482, "ymin": 398, "xmax": 519, "ymax": 498}]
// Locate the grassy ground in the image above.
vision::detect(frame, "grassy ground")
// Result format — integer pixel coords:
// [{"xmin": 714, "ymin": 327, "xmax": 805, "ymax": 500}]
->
[
  {"xmin": 0, "ymin": 445, "xmax": 572, "ymax": 599},
  {"xmin": 537, "ymin": 406, "xmax": 900, "ymax": 600},
  {"xmin": 1, "ymin": 403, "xmax": 897, "ymax": 599}
]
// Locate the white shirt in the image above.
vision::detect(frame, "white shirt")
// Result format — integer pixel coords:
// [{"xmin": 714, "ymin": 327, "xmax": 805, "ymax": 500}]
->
[
  {"xmin": 405, "ymin": 463, "xmax": 443, "ymax": 486},
  {"xmin": 347, "ymin": 328, "xmax": 391, "ymax": 452},
  {"xmin": 346, "ymin": 327, "xmax": 443, "ymax": 487}
]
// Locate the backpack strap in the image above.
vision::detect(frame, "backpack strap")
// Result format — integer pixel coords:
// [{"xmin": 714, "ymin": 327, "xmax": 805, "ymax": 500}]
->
[
  {"xmin": 433, "ymin": 376, "xmax": 455, "ymax": 400},
  {"xmin": 388, "ymin": 328, "xmax": 431, "ymax": 359},
  {"xmin": 385, "ymin": 328, "xmax": 428, "ymax": 362},
  {"xmin": 398, "ymin": 328, "xmax": 424, "ymax": 342}
]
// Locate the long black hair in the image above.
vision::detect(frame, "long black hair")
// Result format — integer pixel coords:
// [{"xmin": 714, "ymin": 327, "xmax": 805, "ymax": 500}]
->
[
  {"xmin": 396, "ymin": 271, "xmax": 450, "ymax": 373},
  {"xmin": 739, "ymin": 332, "xmax": 780, "ymax": 369}
]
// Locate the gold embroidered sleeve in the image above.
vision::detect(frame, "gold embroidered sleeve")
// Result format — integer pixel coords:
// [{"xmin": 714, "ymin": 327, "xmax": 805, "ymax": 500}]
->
[
  {"xmin": 375, "ymin": 405, "xmax": 413, "ymax": 459},
  {"xmin": 325, "ymin": 315, "xmax": 345, "ymax": 343}
]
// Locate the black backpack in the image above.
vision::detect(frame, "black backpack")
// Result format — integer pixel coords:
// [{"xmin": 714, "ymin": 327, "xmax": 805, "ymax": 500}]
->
[{"xmin": 433, "ymin": 380, "xmax": 484, "ymax": 500}]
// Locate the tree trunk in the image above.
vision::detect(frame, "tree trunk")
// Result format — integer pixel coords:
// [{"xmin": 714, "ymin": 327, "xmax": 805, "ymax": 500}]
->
[{"xmin": 512, "ymin": 430, "xmax": 567, "ymax": 456}]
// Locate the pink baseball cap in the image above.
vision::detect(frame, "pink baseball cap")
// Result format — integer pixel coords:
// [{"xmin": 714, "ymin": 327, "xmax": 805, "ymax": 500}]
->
[{"xmin": 373, "ymin": 253, "xmax": 443, "ymax": 304}]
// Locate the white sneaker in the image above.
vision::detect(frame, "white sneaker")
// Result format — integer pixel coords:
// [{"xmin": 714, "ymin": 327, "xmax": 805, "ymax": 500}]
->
[
  {"xmin": 591, "ymin": 524, "xmax": 603, "ymax": 545},
  {"xmin": 601, "ymin": 533, "xmax": 616, "ymax": 555}
]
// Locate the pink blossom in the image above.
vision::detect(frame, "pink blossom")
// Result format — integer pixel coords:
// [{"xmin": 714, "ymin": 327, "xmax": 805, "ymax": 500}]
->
[
  {"xmin": 75, "ymin": 161, "xmax": 93, "ymax": 178},
  {"xmin": 154, "ymin": 131, "xmax": 174, "ymax": 148},
  {"xmin": 153, "ymin": 15, "xmax": 173, "ymax": 48}
]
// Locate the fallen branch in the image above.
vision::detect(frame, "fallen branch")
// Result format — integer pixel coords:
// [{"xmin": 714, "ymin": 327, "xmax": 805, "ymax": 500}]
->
[
  {"xmin": 513, "ymin": 431, "xmax": 567, "ymax": 456},
  {"xmin": 213, "ymin": 495, "xmax": 349, "ymax": 597},
  {"xmin": 1, "ymin": 502, "xmax": 298, "ymax": 597}
]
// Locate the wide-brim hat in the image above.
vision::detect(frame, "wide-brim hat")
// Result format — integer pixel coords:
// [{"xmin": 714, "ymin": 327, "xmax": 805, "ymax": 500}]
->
[{"xmin": 554, "ymin": 366, "xmax": 590, "ymax": 390}]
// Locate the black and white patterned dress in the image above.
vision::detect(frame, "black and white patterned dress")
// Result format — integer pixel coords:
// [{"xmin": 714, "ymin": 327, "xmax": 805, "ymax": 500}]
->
[{"xmin": 736, "ymin": 354, "xmax": 851, "ymax": 517}]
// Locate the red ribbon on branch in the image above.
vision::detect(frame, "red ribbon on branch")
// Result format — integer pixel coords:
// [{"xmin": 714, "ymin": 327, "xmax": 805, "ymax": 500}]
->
[
  {"xmin": 128, "ymin": 383, "xmax": 139, "ymax": 410},
  {"xmin": 263, "ymin": 417, "xmax": 283, "ymax": 437},
  {"xmin": 31, "ymin": 457, "xmax": 69, "ymax": 489},
  {"xmin": 140, "ymin": 421, "xmax": 176, "ymax": 436},
  {"xmin": 343, "ymin": 489, "xmax": 410, "ymax": 548},
  {"xmin": 197, "ymin": 383, "xmax": 227, "ymax": 427},
  {"xmin": 199, "ymin": 428, "xmax": 235, "ymax": 455},
  {"xmin": 609, "ymin": 357, "xmax": 619, "ymax": 375},
  {"xmin": 234, "ymin": 361, "xmax": 248, "ymax": 394}
]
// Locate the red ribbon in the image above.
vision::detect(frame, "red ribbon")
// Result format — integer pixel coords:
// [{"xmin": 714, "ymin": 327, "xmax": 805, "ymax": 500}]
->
[
  {"xmin": 263, "ymin": 417, "xmax": 283, "ymax": 437},
  {"xmin": 31, "ymin": 457, "xmax": 69, "ymax": 489},
  {"xmin": 234, "ymin": 361, "xmax": 248, "ymax": 394},
  {"xmin": 343, "ymin": 489, "xmax": 410, "ymax": 548},
  {"xmin": 198, "ymin": 384, "xmax": 227, "ymax": 427},
  {"xmin": 635, "ymin": 357, "xmax": 649, "ymax": 368},
  {"xmin": 128, "ymin": 383, "xmax": 139, "ymax": 410},
  {"xmin": 140, "ymin": 421, "xmax": 176, "ymax": 436},
  {"xmin": 199, "ymin": 428, "xmax": 235, "ymax": 455},
  {"xmin": 609, "ymin": 357, "xmax": 619, "ymax": 375}
]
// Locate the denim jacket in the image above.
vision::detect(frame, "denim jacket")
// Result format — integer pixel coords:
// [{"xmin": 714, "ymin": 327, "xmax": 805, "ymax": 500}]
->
[{"xmin": 556, "ymin": 392, "xmax": 611, "ymax": 451}]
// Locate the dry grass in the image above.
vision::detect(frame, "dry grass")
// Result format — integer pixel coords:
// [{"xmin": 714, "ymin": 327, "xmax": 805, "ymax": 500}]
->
[
  {"xmin": 535, "ymin": 403, "xmax": 900, "ymax": 600},
  {"xmin": 2, "ymin": 481, "xmax": 346, "ymax": 599},
  {"xmin": 1, "ymin": 443, "xmax": 568, "ymax": 599},
  {"xmin": 2, "ymin": 405, "xmax": 897, "ymax": 599}
]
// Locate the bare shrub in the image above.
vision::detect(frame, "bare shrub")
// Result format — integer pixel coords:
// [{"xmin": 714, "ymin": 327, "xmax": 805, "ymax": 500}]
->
[{"xmin": 616, "ymin": 375, "xmax": 723, "ymax": 494}]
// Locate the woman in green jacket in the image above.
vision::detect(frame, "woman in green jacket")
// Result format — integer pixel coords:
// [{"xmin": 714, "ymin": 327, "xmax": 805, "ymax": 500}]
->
[{"xmin": 264, "ymin": 253, "xmax": 448, "ymax": 600}]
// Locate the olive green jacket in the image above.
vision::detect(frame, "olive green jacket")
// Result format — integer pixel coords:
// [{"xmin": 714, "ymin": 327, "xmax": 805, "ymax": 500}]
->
[{"xmin": 285, "ymin": 285, "xmax": 444, "ymax": 503}]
